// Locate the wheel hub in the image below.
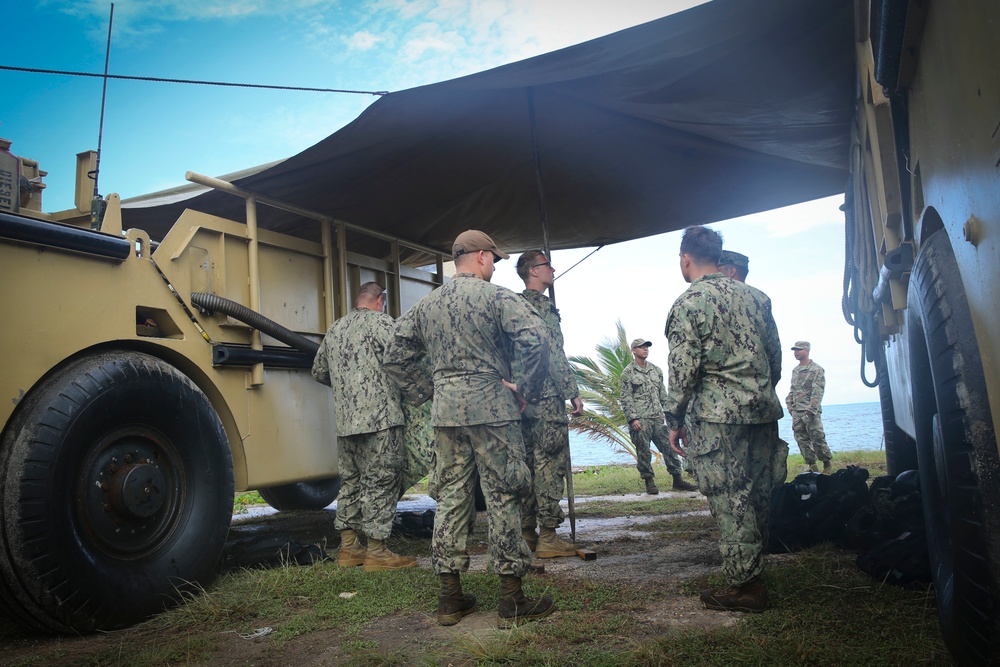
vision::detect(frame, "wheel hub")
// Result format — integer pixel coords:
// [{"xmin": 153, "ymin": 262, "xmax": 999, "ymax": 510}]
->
[
  {"xmin": 108, "ymin": 463, "xmax": 166, "ymax": 518},
  {"xmin": 79, "ymin": 426, "xmax": 182, "ymax": 558}
]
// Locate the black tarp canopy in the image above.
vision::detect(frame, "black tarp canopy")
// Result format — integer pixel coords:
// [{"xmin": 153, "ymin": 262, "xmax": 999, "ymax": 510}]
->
[{"xmin": 122, "ymin": 0, "xmax": 856, "ymax": 254}]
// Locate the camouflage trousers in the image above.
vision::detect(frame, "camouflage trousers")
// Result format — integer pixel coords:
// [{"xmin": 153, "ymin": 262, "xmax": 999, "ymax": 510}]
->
[
  {"xmin": 790, "ymin": 411, "xmax": 832, "ymax": 464},
  {"xmin": 334, "ymin": 426, "xmax": 405, "ymax": 541},
  {"xmin": 400, "ymin": 400, "xmax": 434, "ymax": 495},
  {"xmin": 520, "ymin": 401, "xmax": 569, "ymax": 530},
  {"xmin": 686, "ymin": 420, "xmax": 786, "ymax": 586},
  {"xmin": 629, "ymin": 418, "xmax": 684, "ymax": 479},
  {"xmin": 432, "ymin": 422, "xmax": 533, "ymax": 577}
]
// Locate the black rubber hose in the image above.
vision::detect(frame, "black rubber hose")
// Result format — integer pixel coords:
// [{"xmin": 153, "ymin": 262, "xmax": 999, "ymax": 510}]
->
[{"xmin": 190, "ymin": 292, "xmax": 320, "ymax": 357}]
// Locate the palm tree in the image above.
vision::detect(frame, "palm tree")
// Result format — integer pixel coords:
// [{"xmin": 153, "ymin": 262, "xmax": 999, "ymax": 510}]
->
[{"xmin": 569, "ymin": 320, "xmax": 658, "ymax": 462}]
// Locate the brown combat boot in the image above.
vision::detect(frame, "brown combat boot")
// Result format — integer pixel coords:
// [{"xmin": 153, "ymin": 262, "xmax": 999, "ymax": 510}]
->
[
  {"xmin": 807, "ymin": 462, "xmax": 819, "ymax": 473},
  {"xmin": 437, "ymin": 573, "xmax": 478, "ymax": 626},
  {"xmin": 535, "ymin": 527, "xmax": 578, "ymax": 559},
  {"xmin": 822, "ymin": 459, "xmax": 833, "ymax": 473},
  {"xmin": 672, "ymin": 473, "xmax": 698, "ymax": 492},
  {"xmin": 644, "ymin": 478, "xmax": 660, "ymax": 495},
  {"xmin": 700, "ymin": 580, "xmax": 770, "ymax": 613},
  {"xmin": 498, "ymin": 575, "xmax": 555, "ymax": 627},
  {"xmin": 338, "ymin": 529, "xmax": 366, "ymax": 568},
  {"xmin": 522, "ymin": 526, "xmax": 539, "ymax": 551},
  {"xmin": 362, "ymin": 538, "xmax": 418, "ymax": 572}
]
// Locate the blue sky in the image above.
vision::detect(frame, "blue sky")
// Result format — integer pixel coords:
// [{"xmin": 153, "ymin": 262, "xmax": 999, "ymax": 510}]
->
[{"xmin": 4, "ymin": 0, "xmax": 877, "ymax": 406}]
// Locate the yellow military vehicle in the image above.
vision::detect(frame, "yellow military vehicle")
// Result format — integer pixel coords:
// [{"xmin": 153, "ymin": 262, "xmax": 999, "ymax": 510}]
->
[{"xmin": 0, "ymin": 146, "xmax": 447, "ymax": 633}]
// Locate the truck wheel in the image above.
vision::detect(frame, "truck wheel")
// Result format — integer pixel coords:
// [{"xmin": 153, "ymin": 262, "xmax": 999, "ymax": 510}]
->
[
  {"xmin": 907, "ymin": 230, "xmax": 1000, "ymax": 664},
  {"xmin": 0, "ymin": 351, "xmax": 234, "ymax": 633},
  {"xmin": 259, "ymin": 477, "xmax": 341, "ymax": 511},
  {"xmin": 877, "ymin": 349, "xmax": 918, "ymax": 475}
]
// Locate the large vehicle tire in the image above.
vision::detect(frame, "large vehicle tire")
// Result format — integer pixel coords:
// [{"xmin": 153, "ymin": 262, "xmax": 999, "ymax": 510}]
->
[
  {"xmin": 0, "ymin": 351, "xmax": 234, "ymax": 633},
  {"xmin": 258, "ymin": 477, "xmax": 341, "ymax": 511},
  {"xmin": 907, "ymin": 230, "xmax": 1000, "ymax": 664},
  {"xmin": 877, "ymin": 349, "xmax": 918, "ymax": 475}
]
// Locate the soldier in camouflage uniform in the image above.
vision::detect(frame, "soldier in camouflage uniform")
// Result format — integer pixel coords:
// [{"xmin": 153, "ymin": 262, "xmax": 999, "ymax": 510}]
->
[
  {"xmin": 384, "ymin": 230, "xmax": 556, "ymax": 628},
  {"xmin": 620, "ymin": 340, "xmax": 697, "ymax": 494},
  {"xmin": 719, "ymin": 249, "xmax": 789, "ymax": 487},
  {"xmin": 514, "ymin": 250, "xmax": 585, "ymax": 558},
  {"xmin": 312, "ymin": 282, "xmax": 417, "ymax": 572},
  {"xmin": 786, "ymin": 341, "xmax": 832, "ymax": 473},
  {"xmin": 664, "ymin": 226, "xmax": 785, "ymax": 613}
]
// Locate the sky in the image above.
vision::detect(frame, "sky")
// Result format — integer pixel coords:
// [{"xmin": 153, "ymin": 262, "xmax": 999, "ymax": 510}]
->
[{"xmin": 3, "ymin": 0, "xmax": 879, "ymax": 406}]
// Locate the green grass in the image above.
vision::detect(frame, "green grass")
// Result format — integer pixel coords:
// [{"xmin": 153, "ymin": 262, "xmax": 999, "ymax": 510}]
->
[{"xmin": 6, "ymin": 448, "xmax": 945, "ymax": 667}]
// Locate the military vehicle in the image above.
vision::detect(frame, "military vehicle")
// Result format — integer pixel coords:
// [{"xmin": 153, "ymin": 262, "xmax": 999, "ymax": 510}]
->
[
  {"xmin": 844, "ymin": 2, "xmax": 999, "ymax": 664},
  {"xmin": 0, "ymin": 144, "xmax": 448, "ymax": 633}
]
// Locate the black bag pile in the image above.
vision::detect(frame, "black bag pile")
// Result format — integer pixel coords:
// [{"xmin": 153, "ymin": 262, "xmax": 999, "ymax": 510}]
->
[{"xmin": 767, "ymin": 466, "xmax": 932, "ymax": 587}]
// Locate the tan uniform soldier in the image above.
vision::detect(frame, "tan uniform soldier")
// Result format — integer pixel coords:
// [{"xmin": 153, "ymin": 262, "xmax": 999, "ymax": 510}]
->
[{"xmin": 786, "ymin": 341, "xmax": 833, "ymax": 472}]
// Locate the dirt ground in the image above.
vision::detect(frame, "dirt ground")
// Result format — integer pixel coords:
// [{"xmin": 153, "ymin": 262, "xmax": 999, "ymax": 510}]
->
[{"xmin": 2, "ymin": 490, "xmax": 762, "ymax": 666}]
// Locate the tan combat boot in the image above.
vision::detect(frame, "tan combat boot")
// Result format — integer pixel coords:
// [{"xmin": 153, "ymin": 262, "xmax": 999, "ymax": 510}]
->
[
  {"xmin": 363, "ymin": 538, "xmax": 417, "ymax": 572},
  {"xmin": 672, "ymin": 473, "xmax": 698, "ymax": 492},
  {"xmin": 522, "ymin": 526, "xmax": 539, "ymax": 551},
  {"xmin": 437, "ymin": 573, "xmax": 478, "ymax": 626},
  {"xmin": 644, "ymin": 478, "xmax": 660, "ymax": 495},
  {"xmin": 822, "ymin": 459, "xmax": 833, "ymax": 473},
  {"xmin": 497, "ymin": 575, "xmax": 555, "ymax": 627},
  {"xmin": 535, "ymin": 527, "xmax": 578, "ymax": 559},
  {"xmin": 807, "ymin": 463, "xmax": 819, "ymax": 473},
  {"xmin": 338, "ymin": 529, "xmax": 366, "ymax": 568}
]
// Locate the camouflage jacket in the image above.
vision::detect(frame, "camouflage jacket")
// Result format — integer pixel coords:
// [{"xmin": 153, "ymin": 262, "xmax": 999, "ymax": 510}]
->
[
  {"xmin": 620, "ymin": 360, "xmax": 669, "ymax": 421},
  {"xmin": 662, "ymin": 273, "xmax": 783, "ymax": 429},
  {"xmin": 515, "ymin": 288, "xmax": 579, "ymax": 406},
  {"xmin": 382, "ymin": 273, "xmax": 550, "ymax": 427},
  {"xmin": 311, "ymin": 308, "xmax": 404, "ymax": 437},
  {"xmin": 786, "ymin": 361, "xmax": 825, "ymax": 414}
]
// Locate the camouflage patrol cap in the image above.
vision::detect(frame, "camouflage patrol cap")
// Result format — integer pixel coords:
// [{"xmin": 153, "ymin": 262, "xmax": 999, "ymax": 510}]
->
[
  {"xmin": 791, "ymin": 341, "xmax": 811, "ymax": 350},
  {"xmin": 719, "ymin": 250, "xmax": 749, "ymax": 270},
  {"xmin": 452, "ymin": 230, "xmax": 510, "ymax": 260},
  {"xmin": 630, "ymin": 338, "xmax": 652, "ymax": 349}
]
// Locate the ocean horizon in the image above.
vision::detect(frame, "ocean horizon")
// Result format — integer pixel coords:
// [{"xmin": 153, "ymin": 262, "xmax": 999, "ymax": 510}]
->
[{"xmin": 569, "ymin": 401, "xmax": 883, "ymax": 467}]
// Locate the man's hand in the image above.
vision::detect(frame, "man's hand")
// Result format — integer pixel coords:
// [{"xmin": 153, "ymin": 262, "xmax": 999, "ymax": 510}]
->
[
  {"xmin": 502, "ymin": 379, "xmax": 528, "ymax": 413},
  {"xmin": 570, "ymin": 396, "xmax": 584, "ymax": 417},
  {"xmin": 630, "ymin": 418, "xmax": 641, "ymax": 431},
  {"xmin": 669, "ymin": 425, "xmax": 687, "ymax": 457}
]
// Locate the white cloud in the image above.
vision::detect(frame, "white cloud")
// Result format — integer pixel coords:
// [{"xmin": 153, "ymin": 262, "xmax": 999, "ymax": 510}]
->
[{"xmin": 347, "ymin": 30, "xmax": 383, "ymax": 50}]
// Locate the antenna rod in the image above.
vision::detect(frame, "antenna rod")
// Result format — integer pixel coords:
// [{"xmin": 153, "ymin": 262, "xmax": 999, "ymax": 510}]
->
[{"xmin": 93, "ymin": 3, "xmax": 114, "ymax": 200}]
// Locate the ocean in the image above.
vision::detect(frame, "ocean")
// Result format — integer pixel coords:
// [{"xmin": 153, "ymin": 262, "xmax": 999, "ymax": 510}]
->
[{"xmin": 569, "ymin": 401, "xmax": 883, "ymax": 466}]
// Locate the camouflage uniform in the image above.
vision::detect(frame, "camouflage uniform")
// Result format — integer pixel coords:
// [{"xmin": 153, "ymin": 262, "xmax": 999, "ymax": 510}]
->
[
  {"xmin": 619, "ymin": 359, "xmax": 685, "ymax": 480},
  {"xmin": 516, "ymin": 288, "xmax": 579, "ymax": 532},
  {"xmin": 383, "ymin": 273, "xmax": 549, "ymax": 576},
  {"xmin": 663, "ymin": 273, "xmax": 785, "ymax": 587},
  {"xmin": 786, "ymin": 361, "xmax": 832, "ymax": 465},
  {"xmin": 312, "ymin": 308, "xmax": 405, "ymax": 541}
]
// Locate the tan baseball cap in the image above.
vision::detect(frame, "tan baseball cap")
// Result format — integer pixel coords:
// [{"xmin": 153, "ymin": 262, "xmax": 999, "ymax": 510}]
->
[
  {"xmin": 452, "ymin": 230, "xmax": 509, "ymax": 260},
  {"xmin": 791, "ymin": 341, "xmax": 811, "ymax": 350},
  {"xmin": 630, "ymin": 338, "xmax": 652, "ymax": 349}
]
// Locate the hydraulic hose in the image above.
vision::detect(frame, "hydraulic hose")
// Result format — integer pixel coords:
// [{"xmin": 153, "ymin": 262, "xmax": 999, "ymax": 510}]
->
[{"xmin": 190, "ymin": 292, "xmax": 320, "ymax": 357}]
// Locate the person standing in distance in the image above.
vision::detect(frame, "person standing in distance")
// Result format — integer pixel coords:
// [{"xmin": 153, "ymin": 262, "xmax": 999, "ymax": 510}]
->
[
  {"xmin": 311, "ymin": 282, "xmax": 417, "ymax": 572},
  {"xmin": 665, "ymin": 225, "xmax": 784, "ymax": 613},
  {"xmin": 620, "ymin": 339, "xmax": 697, "ymax": 494},
  {"xmin": 383, "ymin": 230, "xmax": 555, "ymax": 628},
  {"xmin": 786, "ymin": 341, "xmax": 833, "ymax": 473},
  {"xmin": 514, "ymin": 250, "xmax": 585, "ymax": 558}
]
